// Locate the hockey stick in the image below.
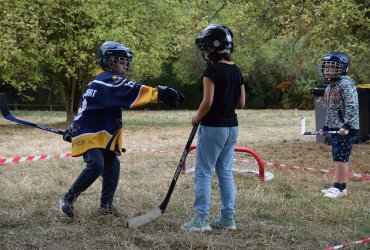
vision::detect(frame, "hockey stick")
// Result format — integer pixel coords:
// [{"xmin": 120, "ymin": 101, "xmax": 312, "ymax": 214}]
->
[
  {"xmin": 300, "ymin": 117, "xmax": 347, "ymax": 135},
  {"xmin": 0, "ymin": 93, "xmax": 65, "ymax": 135},
  {"xmin": 0, "ymin": 93, "xmax": 128, "ymax": 153},
  {"xmin": 127, "ymin": 123, "xmax": 199, "ymax": 229}
]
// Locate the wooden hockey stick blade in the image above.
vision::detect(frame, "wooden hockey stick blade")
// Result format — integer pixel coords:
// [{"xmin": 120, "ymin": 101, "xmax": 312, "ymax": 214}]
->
[
  {"xmin": 0, "ymin": 93, "xmax": 64, "ymax": 135},
  {"xmin": 126, "ymin": 207, "xmax": 162, "ymax": 229}
]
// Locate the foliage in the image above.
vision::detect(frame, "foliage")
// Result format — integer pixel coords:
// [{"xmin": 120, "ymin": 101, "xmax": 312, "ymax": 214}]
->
[
  {"xmin": 0, "ymin": 0, "xmax": 47, "ymax": 92},
  {"xmin": 0, "ymin": 0, "xmax": 368, "ymax": 117}
]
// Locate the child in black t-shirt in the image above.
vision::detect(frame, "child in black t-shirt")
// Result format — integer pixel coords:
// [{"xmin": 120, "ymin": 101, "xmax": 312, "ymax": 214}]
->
[{"xmin": 181, "ymin": 24, "xmax": 245, "ymax": 232}]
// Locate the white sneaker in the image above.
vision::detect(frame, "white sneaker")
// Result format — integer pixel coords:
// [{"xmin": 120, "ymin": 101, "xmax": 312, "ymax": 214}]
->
[
  {"xmin": 323, "ymin": 188, "xmax": 347, "ymax": 198},
  {"xmin": 321, "ymin": 187, "xmax": 347, "ymax": 195}
]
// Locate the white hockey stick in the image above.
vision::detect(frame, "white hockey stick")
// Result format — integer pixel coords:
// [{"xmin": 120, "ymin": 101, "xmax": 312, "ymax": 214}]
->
[{"xmin": 300, "ymin": 117, "xmax": 347, "ymax": 135}]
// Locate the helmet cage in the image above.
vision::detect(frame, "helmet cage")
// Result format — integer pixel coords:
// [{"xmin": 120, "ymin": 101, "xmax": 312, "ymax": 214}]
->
[
  {"xmin": 105, "ymin": 56, "xmax": 133, "ymax": 74},
  {"xmin": 318, "ymin": 60, "xmax": 344, "ymax": 83},
  {"xmin": 99, "ymin": 41, "xmax": 133, "ymax": 74}
]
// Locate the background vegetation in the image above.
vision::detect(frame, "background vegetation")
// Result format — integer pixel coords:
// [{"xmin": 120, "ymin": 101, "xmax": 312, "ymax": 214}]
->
[{"xmin": 0, "ymin": 0, "xmax": 369, "ymax": 120}]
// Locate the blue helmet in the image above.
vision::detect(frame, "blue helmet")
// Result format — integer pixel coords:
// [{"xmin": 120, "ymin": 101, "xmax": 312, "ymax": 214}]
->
[
  {"xmin": 195, "ymin": 24, "xmax": 233, "ymax": 55},
  {"xmin": 98, "ymin": 41, "xmax": 133, "ymax": 72},
  {"xmin": 318, "ymin": 51, "xmax": 350, "ymax": 83}
]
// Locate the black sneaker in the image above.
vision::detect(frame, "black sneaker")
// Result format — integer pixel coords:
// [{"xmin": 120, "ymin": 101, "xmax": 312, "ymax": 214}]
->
[
  {"xmin": 99, "ymin": 204, "xmax": 122, "ymax": 217},
  {"xmin": 59, "ymin": 198, "xmax": 74, "ymax": 218}
]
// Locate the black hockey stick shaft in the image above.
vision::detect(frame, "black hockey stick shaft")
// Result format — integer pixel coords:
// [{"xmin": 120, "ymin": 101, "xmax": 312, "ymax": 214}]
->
[
  {"xmin": 159, "ymin": 123, "xmax": 199, "ymax": 212},
  {"xmin": 127, "ymin": 123, "xmax": 199, "ymax": 228},
  {"xmin": 0, "ymin": 93, "xmax": 128, "ymax": 153},
  {"xmin": 0, "ymin": 93, "xmax": 65, "ymax": 135}
]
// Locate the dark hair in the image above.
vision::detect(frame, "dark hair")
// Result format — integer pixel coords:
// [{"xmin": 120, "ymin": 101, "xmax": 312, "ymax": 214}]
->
[{"xmin": 208, "ymin": 52, "xmax": 232, "ymax": 64}]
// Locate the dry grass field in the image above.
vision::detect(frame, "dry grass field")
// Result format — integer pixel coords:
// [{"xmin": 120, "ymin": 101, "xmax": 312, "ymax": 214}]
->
[{"xmin": 0, "ymin": 109, "xmax": 369, "ymax": 249}]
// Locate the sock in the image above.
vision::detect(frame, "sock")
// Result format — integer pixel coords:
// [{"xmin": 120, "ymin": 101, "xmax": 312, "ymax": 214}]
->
[
  {"xmin": 333, "ymin": 182, "xmax": 343, "ymax": 191},
  {"xmin": 342, "ymin": 183, "xmax": 347, "ymax": 191}
]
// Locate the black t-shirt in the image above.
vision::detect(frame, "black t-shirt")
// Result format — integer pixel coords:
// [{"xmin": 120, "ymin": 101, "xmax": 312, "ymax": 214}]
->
[{"xmin": 201, "ymin": 62, "xmax": 244, "ymax": 127}]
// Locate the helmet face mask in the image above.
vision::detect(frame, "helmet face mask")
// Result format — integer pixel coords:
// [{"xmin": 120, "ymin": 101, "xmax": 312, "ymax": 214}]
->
[
  {"xmin": 107, "ymin": 56, "xmax": 133, "ymax": 74},
  {"xmin": 99, "ymin": 41, "xmax": 133, "ymax": 74},
  {"xmin": 195, "ymin": 24, "xmax": 233, "ymax": 58},
  {"xmin": 318, "ymin": 52, "xmax": 350, "ymax": 83}
]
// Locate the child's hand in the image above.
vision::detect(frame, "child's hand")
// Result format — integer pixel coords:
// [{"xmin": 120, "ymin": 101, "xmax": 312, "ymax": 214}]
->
[
  {"xmin": 192, "ymin": 116, "xmax": 200, "ymax": 125},
  {"xmin": 319, "ymin": 129, "xmax": 325, "ymax": 137},
  {"xmin": 63, "ymin": 127, "xmax": 73, "ymax": 143},
  {"xmin": 157, "ymin": 86, "xmax": 185, "ymax": 107},
  {"xmin": 338, "ymin": 128, "xmax": 349, "ymax": 136}
]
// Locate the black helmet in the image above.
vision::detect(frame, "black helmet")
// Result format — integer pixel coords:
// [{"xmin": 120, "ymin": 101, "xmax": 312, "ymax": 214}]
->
[
  {"xmin": 195, "ymin": 24, "xmax": 233, "ymax": 55},
  {"xmin": 318, "ymin": 51, "xmax": 350, "ymax": 83},
  {"xmin": 98, "ymin": 41, "xmax": 133, "ymax": 72}
]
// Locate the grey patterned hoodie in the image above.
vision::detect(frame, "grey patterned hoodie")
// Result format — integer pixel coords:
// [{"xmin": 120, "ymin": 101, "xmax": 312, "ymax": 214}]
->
[{"xmin": 323, "ymin": 75, "xmax": 360, "ymax": 135}]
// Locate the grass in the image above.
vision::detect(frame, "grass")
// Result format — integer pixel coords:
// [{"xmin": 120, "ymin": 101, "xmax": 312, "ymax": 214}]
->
[{"xmin": 0, "ymin": 109, "xmax": 369, "ymax": 249}]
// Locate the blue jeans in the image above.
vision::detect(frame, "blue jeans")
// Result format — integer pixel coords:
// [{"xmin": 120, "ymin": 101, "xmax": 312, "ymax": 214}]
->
[
  {"xmin": 193, "ymin": 125, "xmax": 238, "ymax": 220},
  {"xmin": 64, "ymin": 148, "xmax": 120, "ymax": 205}
]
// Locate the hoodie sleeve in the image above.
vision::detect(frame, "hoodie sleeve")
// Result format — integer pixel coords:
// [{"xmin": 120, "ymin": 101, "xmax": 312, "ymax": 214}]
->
[{"xmin": 340, "ymin": 81, "xmax": 359, "ymax": 130}]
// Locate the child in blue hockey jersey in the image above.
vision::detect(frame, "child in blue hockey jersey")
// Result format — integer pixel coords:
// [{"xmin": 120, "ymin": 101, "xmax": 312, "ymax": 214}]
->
[{"xmin": 59, "ymin": 41, "xmax": 184, "ymax": 218}]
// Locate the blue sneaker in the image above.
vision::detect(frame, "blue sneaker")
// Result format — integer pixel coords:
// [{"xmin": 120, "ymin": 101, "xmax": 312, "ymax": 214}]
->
[
  {"xmin": 212, "ymin": 217, "xmax": 236, "ymax": 230},
  {"xmin": 181, "ymin": 216, "xmax": 212, "ymax": 232}
]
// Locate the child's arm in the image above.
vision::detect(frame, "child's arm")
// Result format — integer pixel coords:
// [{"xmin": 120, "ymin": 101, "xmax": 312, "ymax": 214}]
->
[
  {"xmin": 341, "ymin": 85, "xmax": 359, "ymax": 131},
  {"xmin": 236, "ymin": 84, "xmax": 245, "ymax": 109},
  {"xmin": 192, "ymin": 77, "xmax": 214, "ymax": 124},
  {"xmin": 111, "ymin": 79, "xmax": 184, "ymax": 108}
]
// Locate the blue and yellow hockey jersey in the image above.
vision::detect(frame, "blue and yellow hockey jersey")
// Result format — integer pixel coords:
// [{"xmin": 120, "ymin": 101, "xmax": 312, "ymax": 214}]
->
[{"xmin": 71, "ymin": 71, "xmax": 158, "ymax": 157}]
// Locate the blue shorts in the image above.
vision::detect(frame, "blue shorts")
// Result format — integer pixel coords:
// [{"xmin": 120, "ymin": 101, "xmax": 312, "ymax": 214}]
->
[{"xmin": 331, "ymin": 135, "xmax": 357, "ymax": 162}]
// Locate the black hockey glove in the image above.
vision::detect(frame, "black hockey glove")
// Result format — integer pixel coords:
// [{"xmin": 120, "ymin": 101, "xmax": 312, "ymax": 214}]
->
[
  {"xmin": 157, "ymin": 85, "xmax": 185, "ymax": 107},
  {"xmin": 63, "ymin": 126, "xmax": 73, "ymax": 143}
]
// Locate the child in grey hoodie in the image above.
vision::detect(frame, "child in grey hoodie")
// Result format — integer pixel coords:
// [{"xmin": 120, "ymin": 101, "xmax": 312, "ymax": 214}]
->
[{"xmin": 318, "ymin": 51, "xmax": 359, "ymax": 199}]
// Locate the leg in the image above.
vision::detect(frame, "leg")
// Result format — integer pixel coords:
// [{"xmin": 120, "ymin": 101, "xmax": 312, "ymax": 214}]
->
[
  {"xmin": 60, "ymin": 148, "xmax": 104, "ymax": 217},
  {"xmin": 334, "ymin": 161, "xmax": 348, "ymax": 184},
  {"xmin": 193, "ymin": 126, "xmax": 223, "ymax": 220},
  {"xmin": 182, "ymin": 126, "xmax": 226, "ymax": 231},
  {"xmin": 100, "ymin": 150, "xmax": 120, "ymax": 206},
  {"xmin": 323, "ymin": 135, "xmax": 356, "ymax": 198},
  {"xmin": 64, "ymin": 148, "xmax": 104, "ymax": 203},
  {"xmin": 331, "ymin": 135, "xmax": 356, "ymax": 187},
  {"xmin": 215, "ymin": 127, "xmax": 238, "ymax": 220}
]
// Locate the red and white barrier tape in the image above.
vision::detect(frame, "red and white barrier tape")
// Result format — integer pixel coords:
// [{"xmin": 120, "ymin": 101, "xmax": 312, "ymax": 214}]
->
[
  {"xmin": 0, "ymin": 149, "xmax": 369, "ymax": 180},
  {"xmin": 0, "ymin": 148, "xmax": 180, "ymax": 165},
  {"xmin": 264, "ymin": 162, "xmax": 370, "ymax": 180},
  {"xmin": 0, "ymin": 153, "xmax": 72, "ymax": 164},
  {"xmin": 325, "ymin": 237, "xmax": 370, "ymax": 250}
]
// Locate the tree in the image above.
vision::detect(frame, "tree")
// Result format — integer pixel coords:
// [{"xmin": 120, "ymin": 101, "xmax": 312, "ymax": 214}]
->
[
  {"xmin": 0, "ymin": 0, "xmax": 186, "ymax": 120},
  {"xmin": 1, "ymin": 0, "xmax": 368, "ymax": 112}
]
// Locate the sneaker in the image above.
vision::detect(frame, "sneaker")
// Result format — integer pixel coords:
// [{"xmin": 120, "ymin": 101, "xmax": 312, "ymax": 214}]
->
[
  {"xmin": 99, "ymin": 204, "xmax": 122, "ymax": 217},
  {"xmin": 212, "ymin": 217, "xmax": 237, "ymax": 230},
  {"xmin": 59, "ymin": 198, "xmax": 74, "ymax": 218},
  {"xmin": 181, "ymin": 216, "xmax": 212, "ymax": 232},
  {"xmin": 321, "ymin": 187, "xmax": 347, "ymax": 196},
  {"xmin": 323, "ymin": 188, "xmax": 347, "ymax": 199}
]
